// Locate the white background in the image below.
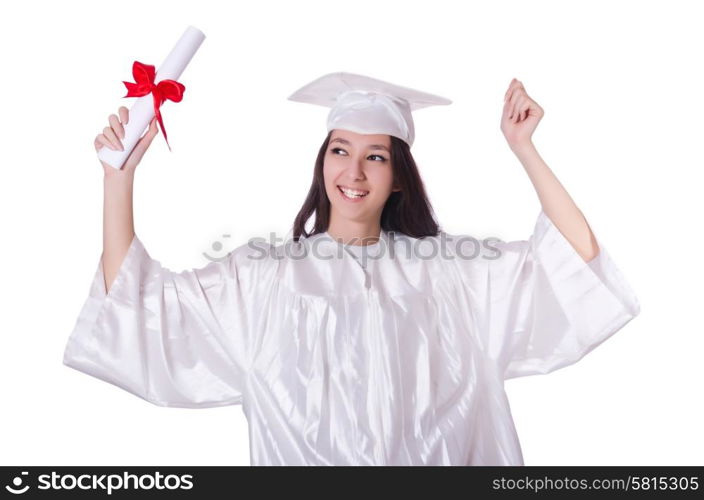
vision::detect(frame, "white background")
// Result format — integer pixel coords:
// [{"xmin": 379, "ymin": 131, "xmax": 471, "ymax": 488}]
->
[{"xmin": 0, "ymin": 0, "xmax": 701, "ymax": 466}]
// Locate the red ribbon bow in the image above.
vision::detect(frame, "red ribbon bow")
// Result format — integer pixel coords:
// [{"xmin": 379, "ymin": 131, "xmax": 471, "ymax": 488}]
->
[{"xmin": 122, "ymin": 60, "xmax": 185, "ymax": 151}]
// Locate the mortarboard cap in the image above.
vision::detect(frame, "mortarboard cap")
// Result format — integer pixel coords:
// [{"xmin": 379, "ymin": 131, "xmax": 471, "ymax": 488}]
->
[{"xmin": 287, "ymin": 72, "xmax": 452, "ymax": 148}]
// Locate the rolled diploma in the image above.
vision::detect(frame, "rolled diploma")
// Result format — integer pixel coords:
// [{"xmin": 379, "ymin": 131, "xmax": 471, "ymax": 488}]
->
[{"xmin": 98, "ymin": 25, "xmax": 206, "ymax": 169}]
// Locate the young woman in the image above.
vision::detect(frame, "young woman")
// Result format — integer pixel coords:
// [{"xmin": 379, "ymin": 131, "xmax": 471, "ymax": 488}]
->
[{"xmin": 64, "ymin": 72, "xmax": 640, "ymax": 466}]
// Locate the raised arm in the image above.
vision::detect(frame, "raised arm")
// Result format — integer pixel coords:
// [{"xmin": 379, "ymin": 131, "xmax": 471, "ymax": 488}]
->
[
  {"xmin": 501, "ymin": 78, "xmax": 599, "ymax": 263},
  {"xmin": 95, "ymin": 106, "xmax": 159, "ymax": 292}
]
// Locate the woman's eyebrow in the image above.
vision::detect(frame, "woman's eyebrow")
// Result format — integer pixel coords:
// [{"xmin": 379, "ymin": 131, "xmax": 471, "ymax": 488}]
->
[{"xmin": 331, "ymin": 137, "xmax": 390, "ymax": 153}]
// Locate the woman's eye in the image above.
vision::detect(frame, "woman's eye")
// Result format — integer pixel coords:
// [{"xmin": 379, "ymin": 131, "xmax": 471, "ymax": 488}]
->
[{"xmin": 331, "ymin": 148, "xmax": 387, "ymax": 162}]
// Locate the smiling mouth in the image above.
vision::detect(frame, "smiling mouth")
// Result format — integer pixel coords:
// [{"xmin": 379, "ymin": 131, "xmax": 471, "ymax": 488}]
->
[{"xmin": 338, "ymin": 185, "xmax": 370, "ymax": 200}]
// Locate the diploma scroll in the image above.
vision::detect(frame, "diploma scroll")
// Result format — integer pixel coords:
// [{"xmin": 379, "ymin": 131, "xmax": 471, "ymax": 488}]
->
[{"xmin": 98, "ymin": 25, "xmax": 206, "ymax": 169}]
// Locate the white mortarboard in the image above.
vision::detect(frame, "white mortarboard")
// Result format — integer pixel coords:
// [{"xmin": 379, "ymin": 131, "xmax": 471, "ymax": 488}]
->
[{"xmin": 287, "ymin": 72, "xmax": 451, "ymax": 148}]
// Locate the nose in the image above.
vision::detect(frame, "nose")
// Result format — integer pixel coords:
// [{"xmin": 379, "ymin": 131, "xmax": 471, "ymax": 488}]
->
[{"xmin": 345, "ymin": 157, "xmax": 365, "ymax": 180}]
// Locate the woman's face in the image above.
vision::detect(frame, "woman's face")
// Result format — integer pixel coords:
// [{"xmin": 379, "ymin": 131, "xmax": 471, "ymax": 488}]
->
[{"xmin": 323, "ymin": 129, "xmax": 399, "ymax": 226}]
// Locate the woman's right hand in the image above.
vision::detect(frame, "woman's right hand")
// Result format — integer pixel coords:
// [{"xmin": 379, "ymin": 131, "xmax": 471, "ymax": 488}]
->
[{"xmin": 95, "ymin": 106, "xmax": 160, "ymax": 177}]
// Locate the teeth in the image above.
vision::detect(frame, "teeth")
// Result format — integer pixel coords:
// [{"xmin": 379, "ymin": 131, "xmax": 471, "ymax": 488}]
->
[{"xmin": 340, "ymin": 186, "xmax": 369, "ymax": 197}]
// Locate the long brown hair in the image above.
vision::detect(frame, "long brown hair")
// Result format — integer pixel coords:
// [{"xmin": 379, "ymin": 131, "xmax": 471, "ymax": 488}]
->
[{"xmin": 292, "ymin": 130, "xmax": 441, "ymax": 241}]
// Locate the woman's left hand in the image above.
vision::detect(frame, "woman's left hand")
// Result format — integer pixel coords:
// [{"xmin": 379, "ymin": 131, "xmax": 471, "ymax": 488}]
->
[{"xmin": 500, "ymin": 78, "xmax": 544, "ymax": 150}]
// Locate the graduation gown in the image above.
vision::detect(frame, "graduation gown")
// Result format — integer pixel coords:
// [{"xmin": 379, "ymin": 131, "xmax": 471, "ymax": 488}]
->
[{"xmin": 63, "ymin": 210, "xmax": 640, "ymax": 465}]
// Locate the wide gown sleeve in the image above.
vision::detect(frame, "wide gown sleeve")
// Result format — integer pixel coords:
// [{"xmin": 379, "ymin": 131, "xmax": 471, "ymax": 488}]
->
[
  {"xmin": 63, "ymin": 234, "xmax": 259, "ymax": 408},
  {"xmin": 485, "ymin": 209, "xmax": 640, "ymax": 380}
]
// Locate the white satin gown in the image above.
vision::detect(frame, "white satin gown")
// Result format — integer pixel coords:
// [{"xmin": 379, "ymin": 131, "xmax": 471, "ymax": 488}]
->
[{"xmin": 63, "ymin": 210, "xmax": 640, "ymax": 465}]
